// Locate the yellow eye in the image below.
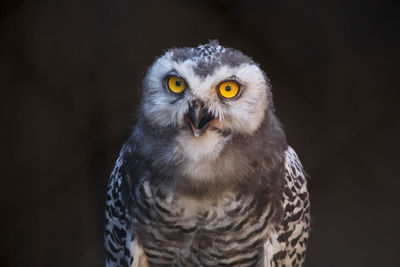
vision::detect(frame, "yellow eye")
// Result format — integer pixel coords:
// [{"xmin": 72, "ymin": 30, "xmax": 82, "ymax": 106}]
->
[
  {"xmin": 167, "ymin": 76, "xmax": 186, "ymax": 94},
  {"xmin": 218, "ymin": 81, "xmax": 240, "ymax": 99}
]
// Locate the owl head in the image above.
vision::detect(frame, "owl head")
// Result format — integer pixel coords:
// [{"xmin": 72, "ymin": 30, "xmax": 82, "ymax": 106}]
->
[
  {"xmin": 135, "ymin": 41, "xmax": 286, "ymax": 195},
  {"xmin": 140, "ymin": 41, "xmax": 272, "ymax": 141}
]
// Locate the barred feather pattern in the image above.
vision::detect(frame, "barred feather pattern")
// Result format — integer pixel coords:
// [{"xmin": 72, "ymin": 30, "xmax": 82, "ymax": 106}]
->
[
  {"xmin": 104, "ymin": 143, "xmax": 134, "ymax": 267},
  {"xmin": 262, "ymin": 147, "xmax": 310, "ymax": 266},
  {"xmin": 105, "ymin": 145, "xmax": 310, "ymax": 267}
]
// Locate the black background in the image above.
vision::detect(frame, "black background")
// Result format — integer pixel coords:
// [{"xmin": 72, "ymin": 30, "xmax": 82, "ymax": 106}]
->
[{"xmin": 1, "ymin": 0, "xmax": 399, "ymax": 266}]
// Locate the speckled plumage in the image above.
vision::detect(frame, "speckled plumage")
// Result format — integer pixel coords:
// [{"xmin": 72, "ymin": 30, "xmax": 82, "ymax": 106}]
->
[{"xmin": 105, "ymin": 41, "xmax": 310, "ymax": 267}]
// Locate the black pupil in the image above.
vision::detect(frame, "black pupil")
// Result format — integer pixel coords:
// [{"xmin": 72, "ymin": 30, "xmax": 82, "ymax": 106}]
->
[
  {"xmin": 175, "ymin": 79, "xmax": 181, "ymax": 87},
  {"xmin": 225, "ymin": 85, "xmax": 231, "ymax": 91}
]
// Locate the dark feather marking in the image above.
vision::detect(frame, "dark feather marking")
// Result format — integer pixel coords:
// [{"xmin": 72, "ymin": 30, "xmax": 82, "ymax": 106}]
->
[
  {"xmin": 144, "ymin": 250, "xmax": 174, "ymax": 261},
  {"xmin": 219, "ymin": 254, "xmax": 259, "ymax": 266},
  {"xmin": 290, "ymin": 234, "xmax": 302, "ymax": 247},
  {"xmin": 237, "ymin": 206, "xmax": 274, "ymax": 243},
  {"xmin": 278, "ymin": 228, "xmax": 294, "ymax": 243}
]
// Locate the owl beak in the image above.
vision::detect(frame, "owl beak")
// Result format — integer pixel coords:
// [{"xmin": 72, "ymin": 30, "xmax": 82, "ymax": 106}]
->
[{"xmin": 186, "ymin": 101, "xmax": 214, "ymax": 137}]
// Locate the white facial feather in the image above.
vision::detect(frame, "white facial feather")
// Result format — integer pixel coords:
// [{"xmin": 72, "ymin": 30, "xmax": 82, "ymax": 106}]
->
[
  {"xmin": 175, "ymin": 130, "xmax": 230, "ymax": 162},
  {"xmin": 143, "ymin": 52, "xmax": 268, "ymax": 133}
]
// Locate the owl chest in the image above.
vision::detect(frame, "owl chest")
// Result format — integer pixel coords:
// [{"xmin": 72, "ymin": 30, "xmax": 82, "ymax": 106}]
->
[{"xmin": 133, "ymin": 190, "xmax": 272, "ymax": 266}]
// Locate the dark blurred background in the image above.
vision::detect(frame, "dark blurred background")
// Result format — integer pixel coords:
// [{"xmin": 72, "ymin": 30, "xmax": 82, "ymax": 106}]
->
[{"xmin": 1, "ymin": 0, "xmax": 399, "ymax": 266}]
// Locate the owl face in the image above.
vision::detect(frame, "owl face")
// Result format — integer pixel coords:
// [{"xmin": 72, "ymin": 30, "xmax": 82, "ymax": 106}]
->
[{"xmin": 141, "ymin": 42, "xmax": 270, "ymax": 143}]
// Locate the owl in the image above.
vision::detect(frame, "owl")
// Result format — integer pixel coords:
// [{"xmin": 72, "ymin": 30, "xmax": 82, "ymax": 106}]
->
[{"xmin": 104, "ymin": 41, "xmax": 310, "ymax": 267}]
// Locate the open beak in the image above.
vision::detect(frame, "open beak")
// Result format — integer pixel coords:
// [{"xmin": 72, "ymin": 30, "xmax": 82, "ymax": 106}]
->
[{"xmin": 185, "ymin": 100, "xmax": 215, "ymax": 137}]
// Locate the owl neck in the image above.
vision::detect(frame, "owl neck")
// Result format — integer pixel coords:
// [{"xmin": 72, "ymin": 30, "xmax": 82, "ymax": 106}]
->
[{"xmin": 132, "ymin": 108, "xmax": 287, "ymax": 202}]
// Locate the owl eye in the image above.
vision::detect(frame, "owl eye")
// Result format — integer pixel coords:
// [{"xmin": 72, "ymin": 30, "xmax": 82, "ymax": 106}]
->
[
  {"xmin": 167, "ymin": 76, "xmax": 186, "ymax": 94},
  {"xmin": 218, "ymin": 81, "xmax": 240, "ymax": 99}
]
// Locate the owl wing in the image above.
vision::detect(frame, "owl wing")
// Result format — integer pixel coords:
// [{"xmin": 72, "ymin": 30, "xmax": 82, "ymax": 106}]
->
[
  {"xmin": 261, "ymin": 146, "xmax": 311, "ymax": 267},
  {"xmin": 104, "ymin": 142, "xmax": 148, "ymax": 267}
]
